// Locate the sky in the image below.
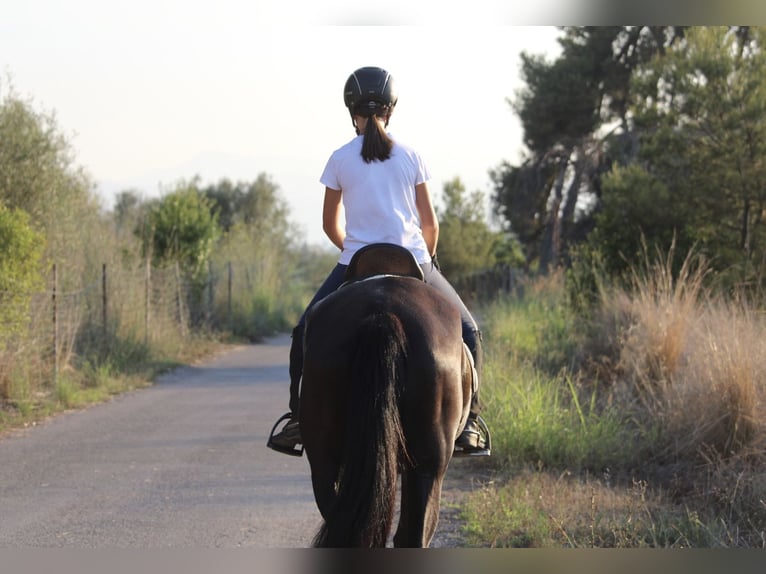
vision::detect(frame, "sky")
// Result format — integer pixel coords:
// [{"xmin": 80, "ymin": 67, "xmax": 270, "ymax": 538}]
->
[{"xmin": 1, "ymin": 1, "xmax": 564, "ymax": 247}]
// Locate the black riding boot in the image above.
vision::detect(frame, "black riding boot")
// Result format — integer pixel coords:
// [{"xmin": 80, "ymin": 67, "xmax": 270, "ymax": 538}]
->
[
  {"xmin": 287, "ymin": 324, "xmax": 304, "ymax": 415},
  {"xmin": 455, "ymin": 329, "xmax": 490, "ymax": 456},
  {"xmin": 267, "ymin": 326, "xmax": 304, "ymax": 455}
]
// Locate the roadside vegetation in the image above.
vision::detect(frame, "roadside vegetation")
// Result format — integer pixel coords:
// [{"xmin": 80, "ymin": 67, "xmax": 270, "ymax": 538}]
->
[
  {"xmin": 456, "ymin": 27, "xmax": 766, "ymax": 547},
  {"xmin": 0, "ymin": 81, "xmax": 334, "ymax": 432},
  {"xmin": 461, "ymin": 250, "xmax": 766, "ymax": 547}
]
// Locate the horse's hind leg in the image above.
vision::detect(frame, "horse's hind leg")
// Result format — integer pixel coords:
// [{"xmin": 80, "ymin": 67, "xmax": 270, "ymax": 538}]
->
[
  {"xmin": 393, "ymin": 468, "xmax": 444, "ymax": 547},
  {"xmin": 309, "ymin": 459, "xmax": 339, "ymax": 521}
]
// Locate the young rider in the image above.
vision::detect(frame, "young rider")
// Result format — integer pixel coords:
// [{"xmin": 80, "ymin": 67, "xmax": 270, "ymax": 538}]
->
[{"xmin": 268, "ymin": 66, "xmax": 489, "ymax": 456}]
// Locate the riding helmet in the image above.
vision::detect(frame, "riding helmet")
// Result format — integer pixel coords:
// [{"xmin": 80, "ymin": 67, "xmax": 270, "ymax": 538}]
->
[{"xmin": 343, "ymin": 66, "xmax": 397, "ymax": 117}]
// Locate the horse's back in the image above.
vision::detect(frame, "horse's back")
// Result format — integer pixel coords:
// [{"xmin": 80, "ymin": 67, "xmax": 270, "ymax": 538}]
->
[
  {"xmin": 304, "ymin": 276, "xmax": 463, "ymax": 384},
  {"xmin": 302, "ymin": 276, "xmax": 469, "ymax": 455}
]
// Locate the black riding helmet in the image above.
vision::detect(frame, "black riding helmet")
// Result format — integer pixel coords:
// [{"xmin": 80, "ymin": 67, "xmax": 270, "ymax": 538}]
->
[{"xmin": 343, "ymin": 66, "xmax": 397, "ymax": 126}]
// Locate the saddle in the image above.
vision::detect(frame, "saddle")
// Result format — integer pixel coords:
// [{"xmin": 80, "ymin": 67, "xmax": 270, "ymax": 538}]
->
[{"xmin": 344, "ymin": 243, "xmax": 424, "ymax": 282}]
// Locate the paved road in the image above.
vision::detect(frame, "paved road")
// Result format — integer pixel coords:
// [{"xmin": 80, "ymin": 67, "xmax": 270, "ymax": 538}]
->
[
  {"xmin": 0, "ymin": 334, "xmax": 319, "ymax": 548},
  {"xmin": 0, "ymin": 334, "xmax": 469, "ymax": 548}
]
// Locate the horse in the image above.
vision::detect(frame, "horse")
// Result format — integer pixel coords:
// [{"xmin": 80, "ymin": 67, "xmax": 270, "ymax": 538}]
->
[{"xmin": 298, "ymin": 243, "xmax": 475, "ymax": 547}]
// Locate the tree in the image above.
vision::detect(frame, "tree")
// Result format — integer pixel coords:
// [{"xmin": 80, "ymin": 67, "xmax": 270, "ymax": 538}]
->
[
  {"xmin": 143, "ymin": 181, "xmax": 220, "ymax": 325},
  {"xmin": 147, "ymin": 181, "xmax": 220, "ymax": 275},
  {"xmin": 588, "ymin": 164, "xmax": 693, "ymax": 277},
  {"xmin": 436, "ymin": 177, "xmax": 521, "ymax": 280},
  {"xmin": 492, "ymin": 27, "xmax": 686, "ymax": 272},
  {"xmin": 624, "ymin": 26, "xmax": 766, "ymax": 284},
  {"xmin": 0, "ymin": 79, "xmax": 101, "ymax": 288},
  {"xmin": 202, "ymin": 174, "xmax": 292, "ymax": 244}
]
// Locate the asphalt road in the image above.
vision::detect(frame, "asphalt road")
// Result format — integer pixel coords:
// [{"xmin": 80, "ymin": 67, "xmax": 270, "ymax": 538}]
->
[
  {"xmin": 0, "ymin": 334, "xmax": 319, "ymax": 548},
  {"xmin": 0, "ymin": 334, "xmax": 470, "ymax": 548}
]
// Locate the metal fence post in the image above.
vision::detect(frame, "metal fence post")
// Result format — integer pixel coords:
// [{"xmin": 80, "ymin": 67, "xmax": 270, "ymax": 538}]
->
[{"xmin": 52, "ymin": 263, "xmax": 58, "ymax": 386}]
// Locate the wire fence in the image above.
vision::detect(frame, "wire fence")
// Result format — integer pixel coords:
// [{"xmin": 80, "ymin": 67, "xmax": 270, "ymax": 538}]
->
[
  {"xmin": 453, "ymin": 264, "xmax": 526, "ymax": 305},
  {"xmin": 0, "ymin": 258, "xmax": 274, "ymax": 394},
  {"xmin": 1, "ymin": 257, "xmax": 524, "ymax": 401}
]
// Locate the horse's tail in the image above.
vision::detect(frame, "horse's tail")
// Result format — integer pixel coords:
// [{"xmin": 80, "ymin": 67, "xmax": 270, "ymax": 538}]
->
[{"xmin": 313, "ymin": 311, "xmax": 407, "ymax": 548}]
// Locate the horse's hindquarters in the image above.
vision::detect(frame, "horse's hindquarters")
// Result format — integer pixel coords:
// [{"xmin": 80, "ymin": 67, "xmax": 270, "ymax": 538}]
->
[{"xmin": 301, "ymin": 276, "xmax": 467, "ymax": 547}]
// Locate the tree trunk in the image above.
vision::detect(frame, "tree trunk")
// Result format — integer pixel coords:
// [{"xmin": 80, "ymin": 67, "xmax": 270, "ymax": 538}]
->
[{"xmin": 540, "ymin": 152, "xmax": 570, "ymax": 273}]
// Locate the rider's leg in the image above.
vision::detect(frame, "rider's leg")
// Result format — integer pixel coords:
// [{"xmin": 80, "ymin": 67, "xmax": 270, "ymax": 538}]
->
[
  {"xmin": 463, "ymin": 325, "xmax": 483, "ymax": 417},
  {"xmin": 288, "ymin": 323, "xmax": 304, "ymax": 415},
  {"xmin": 420, "ymin": 262, "xmax": 489, "ymax": 453},
  {"xmin": 269, "ymin": 264, "xmax": 348, "ymax": 453}
]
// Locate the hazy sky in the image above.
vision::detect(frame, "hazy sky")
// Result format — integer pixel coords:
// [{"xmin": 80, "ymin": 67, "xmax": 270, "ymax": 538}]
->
[{"xmin": 2, "ymin": 1, "xmax": 562, "ymax": 246}]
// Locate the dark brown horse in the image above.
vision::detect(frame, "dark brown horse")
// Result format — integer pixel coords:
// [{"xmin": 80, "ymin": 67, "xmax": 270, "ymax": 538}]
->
[{"xmin": 299, "ymin": 244, "xmax": 474, "ymax": 547}]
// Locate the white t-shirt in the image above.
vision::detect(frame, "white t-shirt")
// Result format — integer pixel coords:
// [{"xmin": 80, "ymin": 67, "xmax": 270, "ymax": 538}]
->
[{"xmin": 319, "ymin": 134, "xmax": 432, "ymax": 265}]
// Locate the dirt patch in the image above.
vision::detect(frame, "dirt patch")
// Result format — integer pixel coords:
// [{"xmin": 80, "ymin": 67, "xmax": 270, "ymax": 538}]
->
[{"xmin": 430, "ymin": 457, "xmax": 494, "ymax": 548}]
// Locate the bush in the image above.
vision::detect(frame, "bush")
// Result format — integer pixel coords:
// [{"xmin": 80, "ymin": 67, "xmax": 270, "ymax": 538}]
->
[{"xmin": 0, "ymin": 202, "xmax": 44, "ymax": 350}]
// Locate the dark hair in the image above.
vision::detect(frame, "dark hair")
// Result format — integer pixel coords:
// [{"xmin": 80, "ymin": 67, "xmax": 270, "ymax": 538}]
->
[{"xmin": 360, "ymin": 111, "xmax": 394, "ymax": 163}]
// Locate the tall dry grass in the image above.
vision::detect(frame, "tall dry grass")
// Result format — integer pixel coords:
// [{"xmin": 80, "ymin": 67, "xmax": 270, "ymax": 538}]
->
[
  {"xmin": 579, "ymin": 246, "xmax": 766, "ymax": 545},
  {"xmin": 465, "ymin": 245, "xmax": 766, "ymax": 547},
  {"xmin": 597, "ymin": 246, "xmax": 766, "ymax": 464}
]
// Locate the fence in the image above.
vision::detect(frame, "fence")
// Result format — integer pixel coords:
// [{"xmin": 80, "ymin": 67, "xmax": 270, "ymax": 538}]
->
[
  {"xmin": 1, "ymin": 258, "xmax": 274, "ymax": 394},
  {"xmin": 1, "ymin": 257, "xmax": 525, "ymax": 398},
  {"xmin": 453, "ymin": 264, "xmax": 525, "ymax": 305}
]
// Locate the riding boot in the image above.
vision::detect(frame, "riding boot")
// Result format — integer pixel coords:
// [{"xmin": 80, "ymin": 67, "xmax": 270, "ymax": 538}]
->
[
  {"xmin": 467, "ymin": 328, "xmax": 483, "ymax": 418},
  {"xmin": 287, "ymin": 324, "xmax": 304, "ymax": 416},
  {"xmin": 455, "ymin": 329, "xmax": 490, "ymax": 455},
  {"xmin": 268, "ymin": 326, "xmax": 304, "ymax": 454}
]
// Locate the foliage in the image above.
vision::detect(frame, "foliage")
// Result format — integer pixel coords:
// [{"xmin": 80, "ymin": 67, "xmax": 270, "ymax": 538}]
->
[
  {"xmin": 203, "ymin": 175, "xmax": 306, "ymax": 338},
  {"xmin": 462, "ymin": 470, "xmax": 733, "ymax": 547},
  {"xmin": 588, "ymin": 164, "xmax": 694, "ymax": 278},
  {"xmin": 625, "ymin": 26, "xmax": 766, "ymax": 286},
  {"xmin": 140, "ymin": 180, "xmax": 219, "ymax": 326},
  {"xmin": 436, "ymin": 177, "xmax": 522, "ymax": 280},
  {"xmin": 0, "ymin": 202, "xmax": 44, "ymax": 349},
  {"xmin": 0, "ymin": 81, "xmax": 98, "ymax": 271},
  {"xmin": 146, "ymin": 180, "xmax": 220, "ymax": 276},
  {"xmin": 467, "ymin": 246, "xmax": 766, "ymax": 547},
  {"xmin": 494, "ymin": 26, "xmax": 766, "ymax": 291},
  {"xmin": 202, "ymin": 174, "xmax": 292, "ymax": 240},
  {"xmin": 491, "ymin": 27, "xmax": 686, "ymax": 272},
  {"xmin": 0, "ymin": 76, "xmax": 317, "ymax": 427}
]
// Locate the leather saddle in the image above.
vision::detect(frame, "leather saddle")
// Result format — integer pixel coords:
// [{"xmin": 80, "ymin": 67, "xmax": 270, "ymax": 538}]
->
[{"xmin": 344, "ymin": 243, "xmax": 424, "ymax": 282}]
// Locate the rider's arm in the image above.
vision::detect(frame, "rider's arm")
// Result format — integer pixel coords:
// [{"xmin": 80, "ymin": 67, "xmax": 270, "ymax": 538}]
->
[
  {"xmin": 415, "ymin": 182, "xmax": 439, "ymax": 257},
  {"xmin": 322, "ymin": 187, "xmax": 345, "ymax": 251}
]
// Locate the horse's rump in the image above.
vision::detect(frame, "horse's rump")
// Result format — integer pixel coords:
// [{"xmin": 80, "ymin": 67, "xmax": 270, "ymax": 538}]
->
[{"xmin": 300, "ymin": 275, "xmax": 470, "ymax": 547}]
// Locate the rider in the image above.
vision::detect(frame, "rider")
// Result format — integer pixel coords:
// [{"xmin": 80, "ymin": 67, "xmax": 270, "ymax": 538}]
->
[{"xmin": 268, "ymin": 66, "xmax": 489, "ymax": 456}]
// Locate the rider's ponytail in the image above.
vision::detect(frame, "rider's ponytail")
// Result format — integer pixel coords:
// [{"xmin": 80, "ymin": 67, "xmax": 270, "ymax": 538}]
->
[{"xmin": 360, "ymin": 112, "xmax": 394, "ymax": 164}]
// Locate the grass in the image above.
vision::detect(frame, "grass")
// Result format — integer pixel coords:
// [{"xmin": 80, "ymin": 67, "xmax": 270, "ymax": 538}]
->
[
  {"xmin": 0, "ymin": 330, "xmax": 227, "ymax": 434},
  {"xmin": 461, "ymin": 252, "xmax": 766, "ymax": 547},
  {"xmin": 461, "ymin": 469, "xmax": 736, "ymax": 547}
]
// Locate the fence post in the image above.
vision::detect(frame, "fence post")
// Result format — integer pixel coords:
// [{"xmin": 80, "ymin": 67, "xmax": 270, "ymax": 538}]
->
[
  {"xmin": 207, "ymin": 260, "xmax": 214, "ymax": 325},
  {"xmin": 174, "ymin": 261, "xmax": 187, "ymax": 337},
  {"xmin": 102, "ymin": 263, "xmax": 108, "ymax": 353},
  {"xmin": 52, "ymin": 263, "xmax": 58, "ymax": 386},
  {"xmin": 145, "ymin": 258, "xmax": 151, "ymax": 345},
  {"xmin": 227, "ymin": 261, "xmax": 233, "ymax": 332}
]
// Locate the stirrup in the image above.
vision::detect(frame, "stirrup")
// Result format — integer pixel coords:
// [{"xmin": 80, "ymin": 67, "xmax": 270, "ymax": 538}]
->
[
  {"xmin": 453, "ymin": 415, "xmax": 491, "ymax": 457},
  {"xmin": 267, "ymin": 412, "xmax": 304, "ymax": 457}
]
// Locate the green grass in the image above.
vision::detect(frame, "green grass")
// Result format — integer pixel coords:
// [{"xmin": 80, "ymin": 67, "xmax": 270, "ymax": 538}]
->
[{"xmin": 483, "ymin": 359, "xmax": 633, "ymax": 473}]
